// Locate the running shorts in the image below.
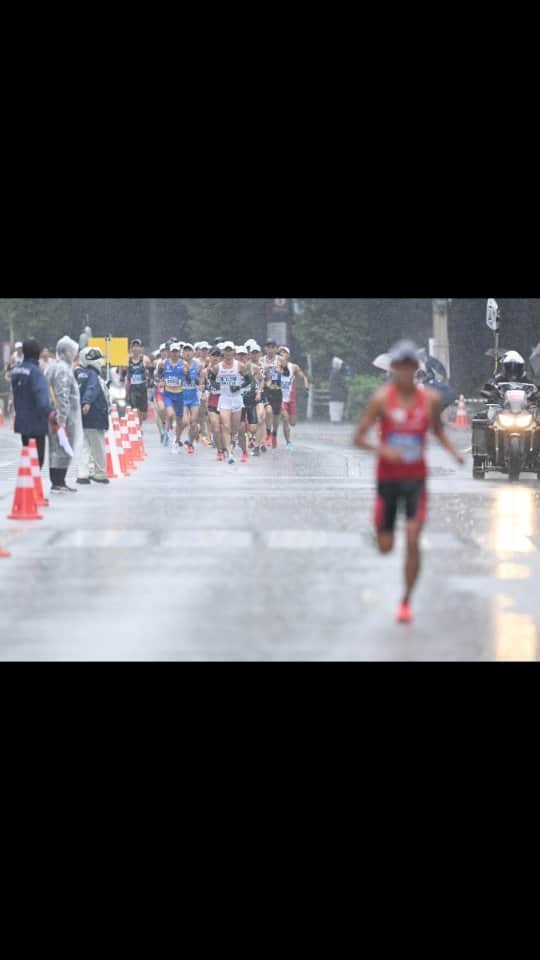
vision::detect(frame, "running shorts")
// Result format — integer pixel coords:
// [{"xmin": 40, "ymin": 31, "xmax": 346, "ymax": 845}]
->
[
  {"xmin": 183, "ymin": 392, "xmax": 200, "ymax": 410},
  {"xmin": 218, "ymin": 395, "xmax": 244, "ymax": 414},
  {"xmin": 241, "ymin": 404, "xmax": 258, "ymax": 426},
  {"xmin": 129, "ymin": 387, "xmax": 148, "ymax": 415},
  {"xmin": 164, "ymin": 392, "xmax": 185, "ymax": 417},
  {"xmin": 264, "ymin": 387, "xmax": 283, "ymax": 416},
  {"xmin": 282, "ymin": 399, "xmax": 297, "ymax": 418},
  {"xmin": 375, "ymin": 479, "xmax": 427, "ymax": 533}
]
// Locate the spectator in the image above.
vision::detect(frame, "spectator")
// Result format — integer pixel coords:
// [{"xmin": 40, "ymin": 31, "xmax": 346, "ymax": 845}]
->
[
  {"xmin": 39, "ymin": 348, "xmax": 52, "ymax": 374},
  {"xmin": 46, "ymin": 336, "xmax": 83, "ymax": 493},
  {"xmin": 329, "ymin": 357, "xmax": 348, "ymax": 423},
  {"xmin": 74, "ymin": 347, "xmax": 111, "ymax": 486},
  {"xmin": 11, "ymin": 339, "xmax": 56, "ymax": 468}
]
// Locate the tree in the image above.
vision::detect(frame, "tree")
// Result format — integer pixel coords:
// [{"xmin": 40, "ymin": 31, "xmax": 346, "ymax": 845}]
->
[
  {"xmin": 0, "ymin": 299, "xmax": 70, "ymax": 352},
  {"xmin": 292, "ymin": 299, "xmax": 370, "ymax": 379}
]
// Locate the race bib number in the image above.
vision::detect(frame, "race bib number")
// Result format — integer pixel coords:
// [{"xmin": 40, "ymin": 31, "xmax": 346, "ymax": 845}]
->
[{"xmin": 387, "ymin": 432, "xmax": 423, "ymax": 463}]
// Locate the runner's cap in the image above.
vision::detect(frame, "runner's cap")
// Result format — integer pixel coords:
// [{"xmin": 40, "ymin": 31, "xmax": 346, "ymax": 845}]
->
[
  {"xmin": 236, "ymin": 345, "xmax": 248, "ymax": 355},
  {"xmin": 389, "ymin": 340, "xmax": 420, "ymax": 366},
  {"xmin": 169, "ymin": 342, "xmax": 182, "ymax": 352},
  {"xmin": 223, "ymin": 341, "xmax": 235, "ymax": 350}
]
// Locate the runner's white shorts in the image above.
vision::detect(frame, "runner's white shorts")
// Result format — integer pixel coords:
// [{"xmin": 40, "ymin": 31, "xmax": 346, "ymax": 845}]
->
[{"xmin": 218, "ymin": 395, "xmax": 244, "ymax": 414}]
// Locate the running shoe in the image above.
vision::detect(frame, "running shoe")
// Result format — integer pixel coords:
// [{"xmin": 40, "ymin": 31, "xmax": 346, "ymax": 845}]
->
[
  {"xmin": 396, "ymin": 602, "xmax": 414, "ymax": 624},
  {"xmin": 241, "ymin": 452, "xmax": 249, "ymax": 463},
  {"xmin": 251, "ymin": 446, "xmax": 260, "ymax": 458},
  {"xmin": 260, "ymin": 444, "xmax": 267, "ymax": 454},
  {"xmin": 228, "ymin": 454, "xmax": 235, "ymax": 465},
  {"xmin": 287, "ymin": 442, "xmax": 293, "ymax": 451},
  {"xmin": 187, "ymin": 444, "xmax": 195, "ymax": 455},
  {"xmin": 265, "ymin": 435, "xmax": 273, "ymax": 448},
  {"xmin": 217, "ymin": 452, "xmax": 225, "ymax": 462}
]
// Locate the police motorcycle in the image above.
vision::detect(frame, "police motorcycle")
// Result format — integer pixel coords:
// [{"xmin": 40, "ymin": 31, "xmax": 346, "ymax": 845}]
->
[{"xmin": 472, "ymin": 351, "xmax": 540, "ymax": 482}]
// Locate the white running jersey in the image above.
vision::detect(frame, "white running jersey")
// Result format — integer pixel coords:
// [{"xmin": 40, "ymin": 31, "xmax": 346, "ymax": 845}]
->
[
  {"xmin": 281, "ymin": 368, "xmax": 296, "ymax": 402},
  {"xmin": 217, "ymin": 360, "xmax": 244, "ymax": 396}
]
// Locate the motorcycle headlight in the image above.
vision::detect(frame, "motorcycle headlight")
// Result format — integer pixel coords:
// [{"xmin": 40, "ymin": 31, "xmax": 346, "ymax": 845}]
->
[
  {"xmin": 516, "ymin": 413, "xmax": 533, "ymax": 428},
  {"xmin": 497, "ymin": 414, "xmax": 516, "ymax": 428}
]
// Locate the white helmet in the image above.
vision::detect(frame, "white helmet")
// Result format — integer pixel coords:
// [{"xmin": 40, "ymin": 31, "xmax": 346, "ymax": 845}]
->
[{"xmin": 502, "ymin": 351, "xmax": 525, "ymax": 380}]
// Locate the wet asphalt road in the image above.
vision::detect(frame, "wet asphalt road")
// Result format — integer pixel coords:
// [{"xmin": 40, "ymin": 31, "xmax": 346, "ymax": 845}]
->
[{"xmin": 1, "ymin": 417, "xmax": 540, "ymax": 661}]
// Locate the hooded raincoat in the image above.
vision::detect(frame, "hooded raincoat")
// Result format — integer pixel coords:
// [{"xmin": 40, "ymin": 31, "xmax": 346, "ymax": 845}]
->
[{"xmin": 46, "ymin": 337, "xmax": 83, "ymax": 469}]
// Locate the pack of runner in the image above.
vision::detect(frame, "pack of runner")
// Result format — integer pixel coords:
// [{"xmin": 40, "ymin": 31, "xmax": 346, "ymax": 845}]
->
[{"xmin": 126, "ymin": 337, "xmax": 309, "ymax": 465}]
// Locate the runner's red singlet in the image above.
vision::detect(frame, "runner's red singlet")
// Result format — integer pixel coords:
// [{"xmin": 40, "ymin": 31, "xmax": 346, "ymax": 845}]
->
[{"xmin": 377, "ymin": 383, "xmax": 430, "ymax": 482}]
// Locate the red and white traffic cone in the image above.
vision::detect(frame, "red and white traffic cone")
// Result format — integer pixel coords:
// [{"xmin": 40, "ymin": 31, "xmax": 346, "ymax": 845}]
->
[
  {"xmin": 134, "ymin": 410, "xmax": 147, "ymax": 458},
  {"xmin": 105, "ymin": 432, "xmax": 119, "ymax": 479},
  {"xmin": 455, "ymin": 395, "xmax": 470, "ymax": 430},
  {"xmin": 121, "ymin": 417, "xmax": 136, "ymax": 471},
  {"xmin": 7, "ymin": 447, "xmax": 43, "ymax": 520},
  {"xmin": 111, "ymin": 417, "xmax": 127, "ymax": 476},
  {"xmin": 128, "ymin": 412, "xmax": 142, "ymax": 461},
  {"xmin": 28, "ymin": 439, "xmax": 49, "ymax": 507}
]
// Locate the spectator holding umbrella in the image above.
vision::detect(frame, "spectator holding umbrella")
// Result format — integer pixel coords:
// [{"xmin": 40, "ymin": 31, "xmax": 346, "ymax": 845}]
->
[{"xmin": 329, "ymin": 357, "xmax": 348, "ymax": 423}]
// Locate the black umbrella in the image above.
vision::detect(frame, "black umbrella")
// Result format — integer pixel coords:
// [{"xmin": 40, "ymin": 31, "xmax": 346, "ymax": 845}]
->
[
  {"xmin": 430, "ymin": 381, "xmax": 458, "ymax": 411},
  {"xmin": 426, "ymin": 356, "xmax": 448, "ymax": 380}
]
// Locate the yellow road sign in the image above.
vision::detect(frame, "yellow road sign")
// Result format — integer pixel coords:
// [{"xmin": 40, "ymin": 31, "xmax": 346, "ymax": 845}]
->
[{"xmin": 89, "ymin": 338, "xmax": 129, "ymax": 366}]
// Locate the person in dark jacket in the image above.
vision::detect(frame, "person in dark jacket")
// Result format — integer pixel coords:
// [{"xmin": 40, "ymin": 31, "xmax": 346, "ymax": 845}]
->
[
  {"xmin": 74, "ymin": 347, "xmax": 110, "ymax": 485},
  {"xmin": 11, "ymin": 339, "xmax": 57, "ymax": 468},
  {"xmin": 329, "ymin": 357, "xmax": 348, "ymax": 423}
]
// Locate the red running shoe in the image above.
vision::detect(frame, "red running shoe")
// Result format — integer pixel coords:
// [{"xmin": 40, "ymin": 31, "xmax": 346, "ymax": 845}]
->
[
  {"xmin": 272, "ymin": 434, "xmax": 278, "ymax": 449},
  {"xmin": 265, "ymin": 435, "xmax": 273, "ymax": 448},
  {"xmin": 396, "ymin": 602, "xmax": 414, "ymax": 624},
  {"xmin": 217, "ymin": 452, "xmax": 225, "ymax": 462},
  {"xmin": 187, "ymin": 444, "xmax": 195, "ymax": 455},
  {"xmin": 241, "ymin": 452, "xmax": 249, "ymax": 462}
]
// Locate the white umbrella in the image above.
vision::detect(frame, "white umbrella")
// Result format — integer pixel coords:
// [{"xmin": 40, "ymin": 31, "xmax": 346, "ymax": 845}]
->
[{"xmin": 372, "ymin": 353, "xmax": 392, "ymax": 372}]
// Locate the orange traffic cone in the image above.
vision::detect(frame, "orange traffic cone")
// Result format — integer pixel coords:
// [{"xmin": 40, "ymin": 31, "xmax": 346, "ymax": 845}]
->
[
  {"xmin": 105, "ymin": 433, "xmax": 119, "ymax": 479},
  {"xmin": 121, "ymin": 417, "xmax": 136, "ymax": 471},
  {"xmin": 455, "ymin": 395, "xmax": 470, "ymax": 430},
  {"xmin": 28, "ymin": 439, "xmax": 49, "ymax": 507},
  {"xmin": 128, "ymin": 412, "xmax": 142, "ymax": 461},
  {"xmin": 113, "ymin": 419, "xmax": 129, "ymax": 477},
  {"xmin": 135, "ymin": 410, "xmax": 147, "ymax": 458},
  {"xmin": 8, "ymin": 447, "xmax": 43, "ymax": 520}
]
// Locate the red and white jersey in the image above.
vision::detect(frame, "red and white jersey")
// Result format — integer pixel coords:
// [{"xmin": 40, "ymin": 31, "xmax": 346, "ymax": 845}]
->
[{"xmin": 378, "ymin": 383, "xmax": 430, "ymax": 482}]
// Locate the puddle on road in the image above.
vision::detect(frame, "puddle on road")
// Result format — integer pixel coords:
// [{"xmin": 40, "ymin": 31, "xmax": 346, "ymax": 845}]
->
[
  {"xmin": 491, "ymin": 487, "xmax": 537, "ymax": 555},
  {"xmin": 494, "ymin": 594, "xmax": 539, "ymax": 661}
]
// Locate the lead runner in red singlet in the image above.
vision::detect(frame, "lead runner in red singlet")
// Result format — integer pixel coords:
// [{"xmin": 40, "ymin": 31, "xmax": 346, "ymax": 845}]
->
[{"xmin": 354, "ymin": 340, "xmax": 464, "ymax": 624}]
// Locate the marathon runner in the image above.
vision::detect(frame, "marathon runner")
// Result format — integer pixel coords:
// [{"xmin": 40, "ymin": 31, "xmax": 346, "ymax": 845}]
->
[
  {"xmin": 126, "ymin": 339, "xmax": 150, "ymax": 422},
  {"xmin": 353, "ymin": 340, "xmax": 464, "ymax": 624},
  {"xmin": 278, "ymin": 346, "xmax": 309, "ymax": 451},
  {"xmin": 236, "ymin": 345, "xmax": 259, "ymax": 462},
  {"xmin": 161, "ymin": 343, "xmax": 188, "ymax": 453},
  {"xmin": 261, "ymin": 339, "xmax": 285, "ymax": 449},
  {"xmin": 206, "ymin": 347, "xmax": 226, "ymax": 461},
  {"xmin": 246, "ymin": 343, "xmax": 267, "ymax": 456},
  {"xmin": 196, "ymin": 342, "xmax": 211, "ymax": 443},
  {"xmin": 152, "ymin": 343, "xmax": 168, "ymax": 442},
  {"xmin": 181, "ymin": 344, "xmax": 201, "ymax": 455},
  {"xmin": 209, "ymin": 341, "xmax": 247, "ymax": 465}
]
